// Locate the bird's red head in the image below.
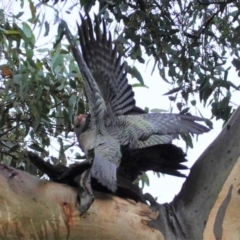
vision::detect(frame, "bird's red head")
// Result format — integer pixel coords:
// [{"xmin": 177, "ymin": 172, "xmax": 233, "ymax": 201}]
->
[
  {"xmin": 74, "ymin": 114, "xmax": 88, "ymax": 137},
  {"xmin": 74, "ymin": 114, "xmax": 88, "ymax": 128},
  {"xmin": 75, "ymin": 114, "xmax": 88, "ymax": 128}
]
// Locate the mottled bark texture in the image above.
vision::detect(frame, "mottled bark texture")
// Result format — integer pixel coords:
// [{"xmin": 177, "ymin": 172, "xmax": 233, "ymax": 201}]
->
[{"xmin": 1, "ymin": 107, "xmax": 240, "ymax": 239}]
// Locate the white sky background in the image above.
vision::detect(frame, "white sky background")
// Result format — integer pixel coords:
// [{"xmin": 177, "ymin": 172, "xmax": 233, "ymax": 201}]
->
[{"xmin": 4, "ymin": 0, "xmax": 239, "ymax": 203}]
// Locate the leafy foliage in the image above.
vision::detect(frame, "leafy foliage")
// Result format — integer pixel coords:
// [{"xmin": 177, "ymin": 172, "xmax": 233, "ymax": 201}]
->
[
  {"xmin": 45, "ymin": 0, "xmax": 240, "ymax": 124},
  {"xmin": 0, "ymin": 5, "xmax": 86, "ymax": 174},
  {"xmin": 102, "ymin": 0, "xmax": 240, "ymax": 124}
]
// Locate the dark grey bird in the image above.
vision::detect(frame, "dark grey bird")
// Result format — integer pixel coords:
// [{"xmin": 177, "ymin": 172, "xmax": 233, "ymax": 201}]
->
[{"xmin": 62, "ymin": 14, "xmax": 209, "ymax": 212}]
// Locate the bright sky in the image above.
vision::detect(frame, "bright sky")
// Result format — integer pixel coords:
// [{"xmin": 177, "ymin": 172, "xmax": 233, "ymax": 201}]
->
[
  {"xmin": 5, "ymin": 0, "xmax": 239, "ymax": 203},
  {"xmin": 131, "ymin": 61, "xmax": 224, "ymax": 202}
]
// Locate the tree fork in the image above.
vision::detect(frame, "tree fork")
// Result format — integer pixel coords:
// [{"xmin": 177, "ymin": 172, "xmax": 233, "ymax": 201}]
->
[{"xmin": 1, "ymin": 107, "xmax": 240, "ymax": 239}]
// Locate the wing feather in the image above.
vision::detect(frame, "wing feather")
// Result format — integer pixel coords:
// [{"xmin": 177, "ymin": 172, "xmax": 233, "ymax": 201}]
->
[
  {"xmin": 92, "ymin": 138, "xmax": 122, "ymax": 192},
  {"xmin": 62, "ymin": 19, "xmax": 107, "ymax": 128},
  {"xmin": 117, "ymin": 113, "xmax": 209, "ymax": 148},
  {"xmin": 78, "ymin": 14, "xmax": 137, "ymax": 117}
]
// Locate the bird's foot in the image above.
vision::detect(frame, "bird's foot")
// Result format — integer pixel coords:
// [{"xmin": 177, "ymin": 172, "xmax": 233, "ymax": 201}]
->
[
  {"xmin": 144, "ymin": 192, "xmax": 158, "ymax": 208},
  {"xmin": 76, "ymin": 189, "xmax": 94, "ymax": 214},
  {"xmin": 75, "ymin": 169, "xmax": 94, "ymax": 215}
]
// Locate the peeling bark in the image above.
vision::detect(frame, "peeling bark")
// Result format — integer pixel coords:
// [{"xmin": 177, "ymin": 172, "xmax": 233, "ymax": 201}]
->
[{"xmin": 1, "ymin": 107, "xmax": 240, "ymax": 239}]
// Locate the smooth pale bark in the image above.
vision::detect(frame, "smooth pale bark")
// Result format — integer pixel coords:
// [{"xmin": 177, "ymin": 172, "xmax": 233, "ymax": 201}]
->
[
  {"xmin": 0, "ymin": 165, "xmax": 162, "ymax": 240},
  {"xmin": 1, "ymin": 107, "xmax": 240, "ymax": 239},
  {"xmin": 171, "ymin": 106, "xmax": 240, "ymax": 239}
]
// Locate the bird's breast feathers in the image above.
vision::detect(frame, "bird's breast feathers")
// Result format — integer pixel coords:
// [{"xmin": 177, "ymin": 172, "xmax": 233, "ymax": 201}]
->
[{"xmin": 78, "ymin": 130, "xmax": 96, "ymax": 153}]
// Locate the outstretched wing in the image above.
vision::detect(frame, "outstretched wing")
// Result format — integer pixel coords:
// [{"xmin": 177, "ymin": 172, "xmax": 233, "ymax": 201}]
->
[
  {"xmin": 78, "ymin": 14, "xmax": 142, "ymax": 117},
  {"xmin": 117, "ymin": 113, "xmax": 210, "ymax": 148},
  {"xmin": 61, "ymin": 19, "xmax": 107, "ymax": 129}
]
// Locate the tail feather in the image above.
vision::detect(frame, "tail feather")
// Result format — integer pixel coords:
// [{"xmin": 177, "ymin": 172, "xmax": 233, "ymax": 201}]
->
[{"xmin": 119, "ymin": 144, "xmax": 188, "ymax": 182}]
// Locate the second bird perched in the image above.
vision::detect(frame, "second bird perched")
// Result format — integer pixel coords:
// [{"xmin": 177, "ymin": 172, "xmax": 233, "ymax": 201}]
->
[{"xmin": 62, "ymin": 13, "xmax": 210, "ymax": 212}]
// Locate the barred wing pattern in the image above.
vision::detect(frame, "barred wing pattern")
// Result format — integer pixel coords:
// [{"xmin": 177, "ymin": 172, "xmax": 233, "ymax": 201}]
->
[
  {"xmin": 62, "ymin": 19, "xmax": 107, "ymax": 130},
  {"xmin": 78, "ymin": 14, "xmax": 140, "ymax": 117},
  {"xmin": 117, "ymin": 114, "xmax": 209, "ymax": 149},
  {"xmin": 92, "ymin": 136, "xmax": 122, "ymax": 192}
]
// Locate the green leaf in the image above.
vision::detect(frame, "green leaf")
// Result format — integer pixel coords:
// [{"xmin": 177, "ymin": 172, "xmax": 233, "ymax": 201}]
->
[
  {"xmin": 9, "ymin": 144, "xmax": 19, "ymax": 153},
  {"xmin": 150, "ymin": 108, "xmax": 167, "ymax": 113},
  {"xmin": 205, "ymin": 119, "xmax": 213, "ymax": 129},
  {"xmin": 29, "ymin": 102, "xmax": 39, "ymax": 118},
  {"xmin": 181, "ymin": 133, "xmax": 193, "ymax": 149},
  {"xmin": 153, "ymin": 171, "xmax": 161, "ymax": 178},
  {"xmin": 26, "ymin": 48, "xmax": 34, "ymax": 59},
  {"xmin": 0, "ymin": 106, "xmax": 9, "ymax": 128},
  {"xmin": 177, "ymin": 102, "xmax": 182, "ymax": 111},
  {"xmin": 69, "ymin": 79, "xmax": 77, "ymax": 89},
  {"xmin": 53, "ymin": 55, "xmax": 63, "ymax": 70},
  {"xmin": 139, "ymin": 172, "xmax": 150, "ymax": 189},
  {"xmin": 131, "ymin": 66, "xmax": 144, "ymax": 85},
  {"xmin": 130, "ymin": 44, "xmax": 142, "ymax": 60},
  {"xmin": 14, "ymin": 12, "xmax": 24, "ymax": 19},
  {"xmin": 37, "ymin": 48, "xmax": 49, "ymax": 53},
  {"xmin": 191, "ymin": 100, "xmax": 196, "ymax": 106},
  {"xmin": 169, "ymin": 96, "xmax": 176, "ymax": 101},
  {"xmin": 180, "ymin": 107, "xmax": 190, "ymax": 114},
  {"xmin": 117, "ymin": 35, "xmax": 129, "ymax": 44},
  {"xmin": 51, "ymin": 44, "xmax": 62, "ymax": 69},
  {"xmin": 12, "ymin": 23, "xmax": 34, "ymax": 48},
  {"xmin": 137, "ymin": 56, "xmax": 145, "ymax": 64},
  {"xmin": 164, "ymin": 87, "xmax": 181, "ymax": 95},
  {"xmin": 22, "ymin": 22, "xmax": 32, "ymax": 38},
  {"xmin": 44, "ymin": 21, "xmax": 49, "ymax": 37},
  {"xmin": 132, "ymin": 83, "xmax": 148, "ymax": 88},
  {"xmin": 68, "ymin": 95, "xmax": 77, "ymax": 107},
  {"xmin": 3, "ymin": 29, "xmax": 21, "ymax": 36},
  {"xmin": 29, "ymin": 0, "xmax": 36, "ymax": 21},
  {"xmin": 144, "ymin": 107, "xmax": 149, "ymax": 113},
  {"xmin": 28, "ymin": 143, "xmax": 45, "ymax": 152},
  {"xmin": 33, "ymin": 117, "xmax": 41, "ymax": 131}
]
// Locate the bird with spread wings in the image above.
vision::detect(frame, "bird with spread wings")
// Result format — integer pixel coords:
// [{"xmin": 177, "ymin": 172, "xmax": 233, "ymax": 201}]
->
[{"xmin": 61, "ymin": 14, "xmax": 210, "ymax": 213}]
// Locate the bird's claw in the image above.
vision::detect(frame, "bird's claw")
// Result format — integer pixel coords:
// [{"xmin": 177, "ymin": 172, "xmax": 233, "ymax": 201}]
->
[
  {"xmin": 76, "ymin": 190, "xmax": 94, "ymax": 215},
  {"xmin": 144, "ymin": 193, "xmax": 158, "ymax": 208},
  {"xmin": 75, "ymin": 169, "xmax": 94, "ymax": 215}
]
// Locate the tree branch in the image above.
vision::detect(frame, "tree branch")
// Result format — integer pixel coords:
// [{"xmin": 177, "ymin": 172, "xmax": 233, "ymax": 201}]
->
[
  {"xmin": 173, "ymin": 106, "xmax": 240, "ymax": 239},
  {"xmin": 0, "ymin": 164, "xmax": 161, "ymax": 240}
]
